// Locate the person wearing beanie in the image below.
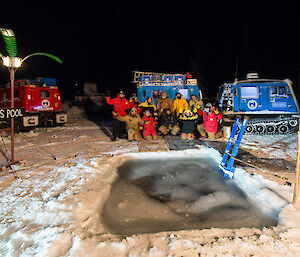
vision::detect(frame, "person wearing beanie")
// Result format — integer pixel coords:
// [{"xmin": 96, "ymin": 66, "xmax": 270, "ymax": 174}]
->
[
  {"xmin": 128, "ymin": 93, "xmax": 141, "ymax": 115},
  {"xmin": 157, "ymin": 91, "xmax": 173, "ymax": 116},
  {"xmin": 158, "ymin": 108, "xmax": 180, "ymax": 137},
  {"xmin": 177, "ymin": 109, "xmax": 201, "ymax": 140},
  {"xmin": 106, "ymin": 90, "xmax": 129, "ymax": 141},
  {"xmin": 138, "ymin": 97, "xmax": 157, "ymax": 117},
  {"xmin": 189, "ymin": 94, "xmax": 204, "ymax": 111},
  {"xmin": 173, "ymin": 92, "xmax": 189, "ymax": 116},
  {"xmin": 198, "ymin": 103, "xmax": 223, "ymax": 140},
  {"xmin": 141, "ymin": 110, "xmax": 159, "ymax": 141},
  {"xmin": 114, "ymin": 107, "xmax": 143, "ymax": 142}
]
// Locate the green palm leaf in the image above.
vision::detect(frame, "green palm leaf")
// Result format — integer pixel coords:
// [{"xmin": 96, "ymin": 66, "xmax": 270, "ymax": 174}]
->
[
  {"xmin": 0, "ymin": 29, "xmax": 17, "ymax": 57},
  {"xmin": 22, "ymin": 52, "xmax": 62, "ymax": 64}
]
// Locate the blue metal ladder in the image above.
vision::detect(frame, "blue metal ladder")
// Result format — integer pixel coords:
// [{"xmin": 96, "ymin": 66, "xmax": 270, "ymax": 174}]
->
[{"xmin": 219, "ymin": 117, "xmax": 249, "ymax": 178}]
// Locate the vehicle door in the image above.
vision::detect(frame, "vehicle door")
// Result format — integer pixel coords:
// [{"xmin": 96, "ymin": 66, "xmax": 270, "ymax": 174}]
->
[
  {"xmin": 268, "ymin": 84, "xmax": 290, "ymax": 111},
  {"xmin": 239, "ymin": 85, "xmax": 261, "ymax": 112}
]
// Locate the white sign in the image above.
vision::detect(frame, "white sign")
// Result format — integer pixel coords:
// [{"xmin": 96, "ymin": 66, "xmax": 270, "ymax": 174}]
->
[
  {"xmin": 247, "ymin": 100, "xmax": 258, "ymax": 110},
  {"xmin": 0, "ymin": 108, "xmax": 24, "ymax": 119}
]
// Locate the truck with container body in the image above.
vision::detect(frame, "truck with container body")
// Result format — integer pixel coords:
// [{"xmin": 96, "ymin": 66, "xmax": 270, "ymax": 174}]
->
[{"xmin": 132, "ymin": 71, "xmax": 202, "ymax": 103}]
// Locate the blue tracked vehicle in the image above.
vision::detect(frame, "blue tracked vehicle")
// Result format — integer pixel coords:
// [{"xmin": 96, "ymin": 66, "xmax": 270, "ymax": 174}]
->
[
  {"xmin": 132, "ymin": 71, "xmax": 202, "ymax": 104},
  {"xmin": 217, "ymin": 73, "xmax": 299, "ymax": 134}
]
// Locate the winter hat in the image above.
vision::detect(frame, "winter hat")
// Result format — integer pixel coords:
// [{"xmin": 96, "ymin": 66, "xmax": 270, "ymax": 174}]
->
[
  {"xmin": 205, "ymin": 103, "xmax": 212, "ymax": 108},
  {"xmin": 130, "ymin": 107, "xmax": 137, "ymax": 115},
  {"xmin": 184, "ymin": 109, "xmax": 193, "ymax": 117}
]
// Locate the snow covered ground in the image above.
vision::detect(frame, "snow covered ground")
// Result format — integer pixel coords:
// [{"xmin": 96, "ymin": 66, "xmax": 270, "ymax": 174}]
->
[{"xmin": 0, "ymin": 112, "xmax": 300, "ymax": 256}]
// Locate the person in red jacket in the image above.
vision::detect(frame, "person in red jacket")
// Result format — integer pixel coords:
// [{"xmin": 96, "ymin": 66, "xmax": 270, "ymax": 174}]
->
[
  {"xmin": 106, "ymin": 90, "xmax": 129, "ymax": 141},
  {"xmin": 128, "ymin": 93, "xmax": 141, "ymax": 115},
  {"xmin": 142, "ymin": 110, "xmax": 159, "ymax": 141},
  {"xmin": 198, "ymin": 103, "xmax": 223, "ymax": 140}
]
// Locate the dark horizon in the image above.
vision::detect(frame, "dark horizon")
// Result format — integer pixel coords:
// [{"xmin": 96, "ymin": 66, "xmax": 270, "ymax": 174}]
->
[{"xmin": 0, "ymin": 0, "xmax": 299, "ymax": 100}]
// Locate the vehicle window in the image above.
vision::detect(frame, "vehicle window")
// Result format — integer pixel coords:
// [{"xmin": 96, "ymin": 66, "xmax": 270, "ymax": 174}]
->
[
  {"xmin": 178, "ymin": 89, "xmax": 189, "ymax": 99},
  {"xmin": 143, "ymin": 90, "xmax": 146, "ymax": 98},
  {"xmin": 40, "ymin": 90, "xmax": 50, "ymax": 99},
  {"xmin": 240, "ymin": 87, "xmax": 259, "ymax": 99},
  {"xmin": 14, "ymin": 90, "xmax": 18, "ymax": 98},
  {"xmin": 278, "ymin": 86, "xmax": 287, "ymax": 96},
  {"xmin": 270, "ymin": 86, "xmax": 287, "ymax": 98},
  {"xmin": 270, "ymin": 86, "xmax": 277, "ymax": 97}
]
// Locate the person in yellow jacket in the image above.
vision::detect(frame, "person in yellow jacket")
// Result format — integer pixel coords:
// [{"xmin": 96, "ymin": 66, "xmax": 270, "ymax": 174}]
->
[
  {"xmin": 173, "ymin": 92, "xmax": 189, "ymax": 116},
  {"xmin": 138, "ymin": 97, "xmax": 157, "ymax": 117}
]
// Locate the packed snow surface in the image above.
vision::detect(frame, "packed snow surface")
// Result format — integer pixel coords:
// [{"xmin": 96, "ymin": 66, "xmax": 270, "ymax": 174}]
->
[{"xmin": 0, "ymin": 116, "xmax": 299, "ymax": 256}]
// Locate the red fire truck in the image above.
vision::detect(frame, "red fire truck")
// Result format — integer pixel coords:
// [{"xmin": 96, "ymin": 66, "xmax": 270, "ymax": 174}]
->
[{"xmin": 0, "ymin": 78, "xmax": 67, "ymax": 131}]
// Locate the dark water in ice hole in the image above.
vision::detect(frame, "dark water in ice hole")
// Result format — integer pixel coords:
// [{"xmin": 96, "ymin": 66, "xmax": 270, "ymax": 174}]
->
[{"xmin": 101, "ymin": 157, "xmax": 278, "ymax": 235}]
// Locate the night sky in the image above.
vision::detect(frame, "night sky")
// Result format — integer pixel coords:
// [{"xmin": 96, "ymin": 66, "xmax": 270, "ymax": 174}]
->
[{"xmin": 0, "ymin": 0, "xmax": 300, "ymax": 100}]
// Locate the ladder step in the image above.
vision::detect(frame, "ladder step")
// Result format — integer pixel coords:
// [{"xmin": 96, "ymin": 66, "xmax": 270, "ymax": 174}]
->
[{"xmin": 219, "ymin": 117, "xmax": 249, "ymax": 179}]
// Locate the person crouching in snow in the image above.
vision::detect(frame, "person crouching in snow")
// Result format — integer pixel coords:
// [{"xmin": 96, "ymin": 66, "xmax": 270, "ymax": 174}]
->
[
  {"xmin": 177, "ymin": 109, "xmax": 201, "ymax": 140},
  {"xmin": 142, "ymin": 110, "xmax": 159, "ymax": 141},
  {"xmin": 114, "ymin": 107, "xmax": 143, "ymax": 142},
  {"xmin": 198, "ymin": 103, "xmax": 223, "ymax": 140},
  {"xmin": 158, "ymin": 108, "xmax": 180, "ymax": 137}
]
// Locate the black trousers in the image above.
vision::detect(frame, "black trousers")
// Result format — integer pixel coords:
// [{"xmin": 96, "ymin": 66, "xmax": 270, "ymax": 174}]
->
[{"xmin": 112, "ymin": 119, "xmax": 126, "ymax": 139}]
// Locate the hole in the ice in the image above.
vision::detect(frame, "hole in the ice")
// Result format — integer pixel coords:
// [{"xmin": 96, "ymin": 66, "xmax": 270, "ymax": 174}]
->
[{"xmin": 101, "ymin": 157, "xmax": 278, "ymax": 235}]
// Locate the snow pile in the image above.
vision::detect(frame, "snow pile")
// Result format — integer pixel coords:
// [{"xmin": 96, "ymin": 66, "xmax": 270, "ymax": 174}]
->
[
  {"xmin": 0, "ymin": 157, "xmax": 99, "ymax": 256},
  {"xmin": 62, "ymin": 102, "xmax": 85, "ymax": 119}
]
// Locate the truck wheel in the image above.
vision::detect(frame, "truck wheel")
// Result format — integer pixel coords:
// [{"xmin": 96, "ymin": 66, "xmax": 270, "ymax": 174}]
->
[
  {"xmin": 266, "ymin": 124, "xmax": 276, "ymax": 134},
  {"xmin": 279, "ymin": 124, "xmax": 289, "ymax": 134},
  {"xmin": 255, "ymin": 124, "xmax": 265, "ymax": 134},
  {"xmin": 289, "ymin": 119, "xmax": 298, "ymax": 127},
  {"xmin": 245, "ymin": 124, "xmax": 255, "ymax": 133}
]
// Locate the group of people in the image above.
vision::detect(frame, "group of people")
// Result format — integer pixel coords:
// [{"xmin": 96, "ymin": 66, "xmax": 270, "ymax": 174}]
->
[{"xmin": 106, "ymin": 90, "xmax": 223, "ymax": 142}]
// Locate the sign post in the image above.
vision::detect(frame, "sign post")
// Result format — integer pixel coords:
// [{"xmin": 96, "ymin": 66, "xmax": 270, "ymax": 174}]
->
[
  {"xmin": 10, "ymin": 66, "xmax": 15, "ymax": 163},
  {"xmin": 293, "ymin": 120, "xmax": 300, "ymax": 206}
]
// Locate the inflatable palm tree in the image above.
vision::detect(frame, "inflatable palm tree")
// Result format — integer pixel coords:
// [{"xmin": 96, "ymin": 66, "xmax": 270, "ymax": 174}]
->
[
  {"xmin": 0, "ymin": 28, "xmax": 62, "ymax": 165},
  {"xmin": 0, "ymin": 28, "xmax": 62, "ymax": 67}
]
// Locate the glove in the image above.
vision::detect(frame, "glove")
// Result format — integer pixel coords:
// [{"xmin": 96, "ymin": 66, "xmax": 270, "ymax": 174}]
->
[
  {"xmin": 139, "ymin": 126, "xmax": 143, "ymax": 130},
  {"xmin": 106, "ymin": 90, "xmax": 111, "ymax": 97},
  {"xmin": 193, "ymin": 108, "xmax": 197, "ymax": 113},
  {"xmin": 179, "ymin": 109, "xmax": 183, "ymax": 114},
  {"xmin": 112, "ymin": 111, "xmax": 117, "ymax": 117},
  {"xmin": 214, "ymin": 108, "xmax": 219, "ymax": 115}
]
